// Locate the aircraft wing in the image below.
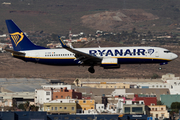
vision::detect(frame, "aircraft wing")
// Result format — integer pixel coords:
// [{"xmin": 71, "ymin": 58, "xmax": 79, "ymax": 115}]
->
[
  {"xmin": 5, "ymin": 48, "xmax": 26, "ymax": 55},
  {"xmin": 58, "ymin": 37, "xmax": 102, "ymax": 63}
]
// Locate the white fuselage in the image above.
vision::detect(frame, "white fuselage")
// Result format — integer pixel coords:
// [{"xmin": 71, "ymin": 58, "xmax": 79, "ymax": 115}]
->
[{"xmin": 14, "ymin": 46, "xmax": 178, "ymax": 66}]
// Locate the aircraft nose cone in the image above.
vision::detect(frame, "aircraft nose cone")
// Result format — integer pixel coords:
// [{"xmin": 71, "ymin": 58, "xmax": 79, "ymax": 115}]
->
[{"xmin": 172, "ymin": 53, "xmax": 178, "ymax": 60}]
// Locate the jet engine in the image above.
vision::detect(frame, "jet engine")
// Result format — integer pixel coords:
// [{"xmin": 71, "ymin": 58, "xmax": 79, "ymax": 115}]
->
[{"xmin": 101, "ymin": 58, "xmax": 120, "ymax": 69}]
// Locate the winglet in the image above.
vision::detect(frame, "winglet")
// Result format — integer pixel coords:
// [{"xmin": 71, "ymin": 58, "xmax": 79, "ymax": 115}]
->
[{"xmin": 58, "ymin": 36, "xmax": 68, "ymax": 48}]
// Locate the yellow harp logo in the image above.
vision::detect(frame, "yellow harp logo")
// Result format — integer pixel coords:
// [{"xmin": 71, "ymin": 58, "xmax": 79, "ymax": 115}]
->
[{"xmin": 10, "ymin": 32, "xmax": 24, "ymax": 46}]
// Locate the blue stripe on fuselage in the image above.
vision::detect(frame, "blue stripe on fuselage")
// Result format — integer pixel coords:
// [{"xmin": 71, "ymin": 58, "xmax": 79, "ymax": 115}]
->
[
  {"xmin": 14, "ymin": 56, "xmax": 79, "ymax": 65},
  {"xmin": 14, "ymin": 55, "xmax": 170, "ymax": 65}
]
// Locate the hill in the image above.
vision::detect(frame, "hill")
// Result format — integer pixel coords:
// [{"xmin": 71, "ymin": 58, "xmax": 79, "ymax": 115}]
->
[{"xmin": 0, "ymin": 0, "xmax": 180, "ymax": 34}]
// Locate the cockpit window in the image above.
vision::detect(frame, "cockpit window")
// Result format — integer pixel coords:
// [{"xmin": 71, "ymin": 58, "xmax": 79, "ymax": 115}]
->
[{"xmin": 164, "ymin": 51, "xmax": 171, "ymax": 53}]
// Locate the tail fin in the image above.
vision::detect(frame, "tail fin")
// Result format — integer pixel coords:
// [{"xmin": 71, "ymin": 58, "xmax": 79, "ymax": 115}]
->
[{"xmin": 5, "ymin": 20, "xmax": 47, "ymax": 51}]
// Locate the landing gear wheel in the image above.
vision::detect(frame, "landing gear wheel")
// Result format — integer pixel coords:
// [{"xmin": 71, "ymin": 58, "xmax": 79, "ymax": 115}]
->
[{"xmin": 88, "ymin": 66, "xmax": 95, "ymax": 73}]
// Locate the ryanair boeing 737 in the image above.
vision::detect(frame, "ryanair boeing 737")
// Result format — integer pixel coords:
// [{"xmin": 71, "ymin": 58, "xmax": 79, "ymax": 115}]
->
[{"xmin": 5, "ymin": 20, "xmax": 178, "ymax": 73}]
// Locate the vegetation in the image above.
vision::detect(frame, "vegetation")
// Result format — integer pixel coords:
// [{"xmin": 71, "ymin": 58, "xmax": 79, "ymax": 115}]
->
[
  {"xmin": 18, "ymin": 104, "xmax": 25, "ymax": 110},
  {"xmin": 151, "ymin": 73, "xmax": 160, "ymax": 79},
  {"xmin": 18, "ymin": 101, "xmax": 39, "ymax": 111},
  {"xmin": 24, "ymin": 101, "xmax": 30, "ymax": 111},
  {"xmin": 157, "ymin": 100, "xmax": 164, "ymax": 105},
  {"xmin": 170, "ymin": 102, "xmax": 180, "ymax": 113}
]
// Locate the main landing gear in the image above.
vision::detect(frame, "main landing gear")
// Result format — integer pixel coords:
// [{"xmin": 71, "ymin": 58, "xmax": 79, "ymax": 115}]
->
[{"xmin": 88, "ymin": 66, "xmax": 95, "ymax": 73}]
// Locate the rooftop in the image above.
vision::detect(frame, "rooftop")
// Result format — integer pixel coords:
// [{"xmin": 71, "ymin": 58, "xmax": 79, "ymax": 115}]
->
[{"xmin": 0, "ymin": 78, "xmax": 48, "ymax": 92}]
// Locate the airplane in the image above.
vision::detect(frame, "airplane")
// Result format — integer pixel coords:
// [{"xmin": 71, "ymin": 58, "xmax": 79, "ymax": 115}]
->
[{"xmin": 5, "ymin": 19, "xmax": 178, "ymax": 73}]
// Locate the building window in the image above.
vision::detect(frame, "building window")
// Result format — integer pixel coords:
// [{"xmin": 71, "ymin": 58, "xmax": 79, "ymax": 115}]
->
[
  {"xmin": 84, "ymin": 108, "xmax": 86, "ymax": 110},
  {"xmin": 46, "ymin": 92, "xmax": 50, "ymax": 95},
  {"xmin": 60, "ymin": 107, "xmax": 62, "ymax": 109},
  {"xmin": 155, "ymin": 108, "xmax": 157, "ymax": 111},
  {"xmin": 55, "ymin": 107, "xmax": 57, "ymax": 111},
  {"xmin": 152, "ymin": 108, "xmax": 154, "ymax": 111},
  {"xmin": 51, "ymin": 107, "xmax": 53, "ymax": 110},
  {"xmin": 83, "ymin": 100, "xmax": 86, "ymax": 103},
  {"xmin": 72, "ymin": 107, "xmax": 74, "ymax": 110},
  {"xmin": 161, "ymin": 108, "xmax": 163, "ymax": 110},
  {"xmin": 61, "ymin": 88, "xmax": 63, "ymax": 92},
  {"xmin": 64, "ymin": 107, "xmax": 67, "ymax": 110},
  {"xmin": 91, "ymin": 107, "xmax": 93, "ymax": 109},
  {"xmin": 124, "ymin": 107, "xmax": 130, "ymax": 113},
  {"xmin": 56, "ymin": 96, "xmax": 58, "ymax": 98},
  {"xmin": 132, "ymin": 107, "xmax": 143, "ymax": 113},
  {"xmin": 151, "ymin": 103, "xmax": 155, "ymax": 106},
  {"xmin": 46, "ymin": 98, "xmax": 49, "ymax": 100},
  {"xmin": 61, "ymin": 96, "xmax": 63, "ymax": 98}
]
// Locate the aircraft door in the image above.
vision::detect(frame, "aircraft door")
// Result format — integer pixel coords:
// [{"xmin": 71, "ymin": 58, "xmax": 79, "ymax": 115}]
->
[
  {"xmin": 35, "ymin": 52, "xmax": 40, "ymax": 62},
  {"xmin": 155, "ymin": 50, "xmax": 159, "ymax": 57}
]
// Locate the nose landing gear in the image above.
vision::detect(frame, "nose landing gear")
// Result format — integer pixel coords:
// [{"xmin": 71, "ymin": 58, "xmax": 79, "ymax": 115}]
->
[{"xmin": 158, "ymin": 67, "xmax": 162, "ymax": 70}]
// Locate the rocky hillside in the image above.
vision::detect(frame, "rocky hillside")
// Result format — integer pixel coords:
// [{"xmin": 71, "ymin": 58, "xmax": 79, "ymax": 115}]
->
[{"xmin": 81, "ymin": 9, "xmax": 159, "ymax": 31}]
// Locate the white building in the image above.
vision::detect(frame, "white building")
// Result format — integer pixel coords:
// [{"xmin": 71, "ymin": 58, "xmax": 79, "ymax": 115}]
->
[
  {"xmin": 135, "ymin": 82, "xmax": 169, "ymax": 89},
  {"xmin": 46, "ymin": 99, "xmax": 76, "ymax": 103},
  {"xmin": 166, "ymin": 80, "xmax": 180, "ymax": 94},
  {"xmin": 111, "ymin": 89, "xmax": 134, "ymax": 97},
  {"xmin": 35, "ymin": 89, "xmax": 52, "ymax": 105},
  {"xmin": 41, "ymin": 84, "xmax": 75, "ymax": 90},
  {"xmin": 161, "ymin": 73, "xmax": 180, "ymax": 94},
  {"xmin": 95, "ymin": 104, "xmax": 105, "ymax": 113},
  {"xmin": 84, "ymin": 109, "xmax": 98, "ymax": 114},
  {"xmin": 106, "ymin": 98, "xmax": 145, "ymax": 114},
  {"xmin": 35, "ymin": 84, "xmax": 75, "ymax": 105}
]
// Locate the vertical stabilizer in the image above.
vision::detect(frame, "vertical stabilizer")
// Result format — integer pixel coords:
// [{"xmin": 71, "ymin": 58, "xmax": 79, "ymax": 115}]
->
[{"xmin": 6, "ymin": 20, "xmax": 47, "ymax": 51}]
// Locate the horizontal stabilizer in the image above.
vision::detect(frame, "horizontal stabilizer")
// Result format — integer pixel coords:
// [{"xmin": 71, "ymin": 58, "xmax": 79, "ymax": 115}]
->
[{"xmin": 5, "ymin": 48, "xmax": 25, "ymax": 55}]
